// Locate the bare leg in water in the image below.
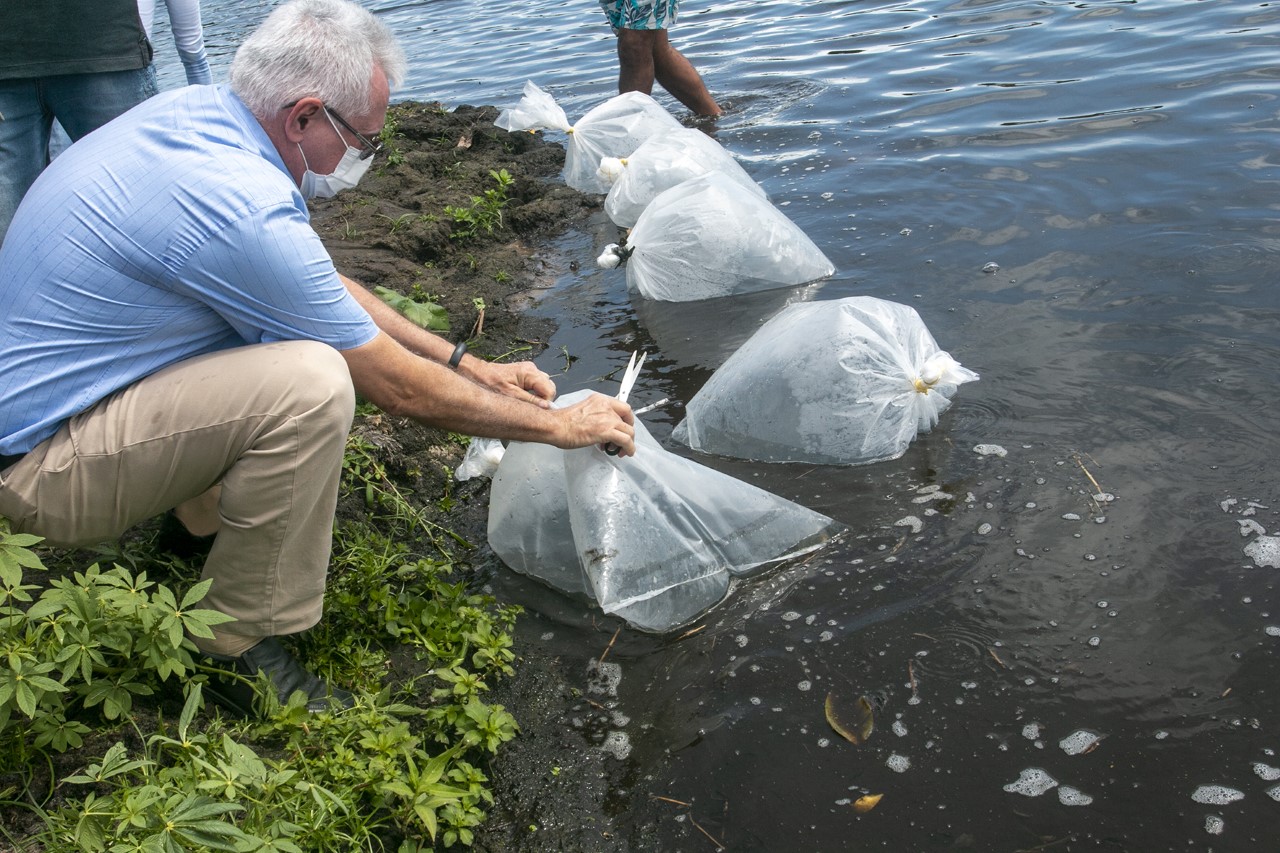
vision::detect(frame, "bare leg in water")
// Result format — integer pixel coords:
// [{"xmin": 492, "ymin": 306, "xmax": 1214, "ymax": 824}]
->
[{"xmin": 616, "ymin": 28, "xmax": 722, "ymax": 117}]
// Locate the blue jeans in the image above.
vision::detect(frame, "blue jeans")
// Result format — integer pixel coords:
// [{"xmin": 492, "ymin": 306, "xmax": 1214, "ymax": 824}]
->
[{"xmin": 0, "ymin": 67, "xmax": 157, "ymax": 247}]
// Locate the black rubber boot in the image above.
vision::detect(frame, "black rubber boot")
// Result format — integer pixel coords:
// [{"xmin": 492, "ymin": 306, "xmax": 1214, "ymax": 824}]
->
[{"xmin": 202, "ymin": 637, "xmax": 354, "ymax": 717}]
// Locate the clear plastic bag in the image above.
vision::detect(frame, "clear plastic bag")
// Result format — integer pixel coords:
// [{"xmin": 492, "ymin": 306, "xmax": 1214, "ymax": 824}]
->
[
  {"xmin": 487, "ymin": 390, "xmax": 844, "ymax": 631},
  {"xmin": 454, "ymin": 437, "xmax": 505, "ymax": 482},
  {"xmin": 672, "ymin": 297, "xmax": 980, "ymax": 465},
  {"xmin": 495, "ymin": 80, "xmax": 682, "ymax": 194},
  {"xmin": 600, "ymin": 172, "xmax": 834, "ymax": 301},
  {"xmin": 596, "ymin": 127, "xmax": 765, "ymax": 227}
]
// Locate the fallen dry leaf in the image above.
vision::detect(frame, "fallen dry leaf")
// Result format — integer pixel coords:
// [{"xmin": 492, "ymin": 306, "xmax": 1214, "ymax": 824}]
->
[
  {"xmin": 852, "ymin": 794, "xmax": 883, "ymax": 813},
  {"xmin": 825, "ymin": 692, "xmax": 874, "ymax": 745}
]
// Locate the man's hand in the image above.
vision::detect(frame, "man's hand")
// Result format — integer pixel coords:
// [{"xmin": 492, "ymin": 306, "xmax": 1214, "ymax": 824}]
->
[
  {"xmin": 468, "ymin": 359, "xmax": 556, "ymax": 407},
  {"xmin": 555, "ymin": 392, "xmax": 637, "ymax": 456}
]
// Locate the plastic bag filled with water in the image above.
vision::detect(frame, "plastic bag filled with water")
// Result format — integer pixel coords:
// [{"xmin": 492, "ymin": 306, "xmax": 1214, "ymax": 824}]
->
[
  {"xmin": 596, "ymin": 127, "xmax": 765, "ymax": 228},
  {"xmin": 494, "ymin": 80, "xmax": 682, "ymax": 194},
  {"xmin": 672, "ymin": 296, "xmax": 980, "ymax": 465},
  {"xmin": 597, "ymin": 172, "xmax": 834, "ymax": 301},
  {"xmin": 488, "ymin": 390, "xmax": 844, "ymax": 631},
  {"xmin": 454, "ymin": 437, "xmax": 505, "ymax": 482}
]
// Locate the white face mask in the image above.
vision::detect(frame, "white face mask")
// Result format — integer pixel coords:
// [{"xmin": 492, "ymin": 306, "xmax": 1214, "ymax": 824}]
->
[{"xmin": 297, "ymin": 110, "xmax": 374, "ymax": 199}]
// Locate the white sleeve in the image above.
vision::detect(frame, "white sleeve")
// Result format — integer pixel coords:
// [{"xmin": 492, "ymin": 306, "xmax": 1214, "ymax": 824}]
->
[{"xmin": 161, "ymin": 0, "xmax": 213, "ymax": 85}]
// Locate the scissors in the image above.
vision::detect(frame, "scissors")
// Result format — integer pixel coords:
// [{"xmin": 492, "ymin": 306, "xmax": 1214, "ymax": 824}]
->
[{"xmin": 605, "ymin": 350, "xmax": 645, "ymax": 455}]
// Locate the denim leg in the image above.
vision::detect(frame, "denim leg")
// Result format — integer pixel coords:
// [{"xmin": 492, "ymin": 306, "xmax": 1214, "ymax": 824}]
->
[
  {"xmin": 0, "ymin": 79, "xmax": 53, "ymax": 247},
  {"xmin": 45, "ymin": 67, "xmax": 158, "ymax": 142}
]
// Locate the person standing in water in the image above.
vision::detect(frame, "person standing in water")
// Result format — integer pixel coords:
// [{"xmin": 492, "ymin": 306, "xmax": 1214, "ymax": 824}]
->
[{"xmin": 599, "ymin": 0, "xmax": 723, "ymax": 117}]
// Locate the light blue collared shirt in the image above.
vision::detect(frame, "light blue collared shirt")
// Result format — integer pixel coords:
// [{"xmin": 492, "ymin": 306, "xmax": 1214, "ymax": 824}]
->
[{"xmin": 0, "ymin": 84, "xmax": 378, "ymax": 455}]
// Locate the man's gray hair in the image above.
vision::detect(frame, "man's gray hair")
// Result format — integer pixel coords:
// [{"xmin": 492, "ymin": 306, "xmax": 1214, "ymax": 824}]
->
[{"xmin": 230, "ymin": 0, "xmax": 407, "ymax": 120}]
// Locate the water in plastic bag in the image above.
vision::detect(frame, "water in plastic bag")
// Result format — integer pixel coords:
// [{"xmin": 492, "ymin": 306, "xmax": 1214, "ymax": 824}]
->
[
  {"xmin": 596, "ymin": 127, "xmax": 765, "ymax": 228},
  {"xmin": 454, "ymin": 437, "xmax": 505, "ymax": 482},
  {"xmin": 601, "ymin": 171, "xmax": 834, "ymax": 301},
  {"xmin": 672, "ymin": 297, "xmax": 980, "ymax": 465},
  {"xmin": 488, "ymin": 390, "xmax": 844, "ymax": 632},
  {"xmin": 494, "ymin": 80, "xmax": 681, "ymax": 194}
]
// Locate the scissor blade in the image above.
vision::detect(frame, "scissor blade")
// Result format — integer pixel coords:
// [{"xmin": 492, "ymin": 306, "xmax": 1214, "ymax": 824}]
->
[{"xmin": 617, "ymin": 350, "xmax": 645, "ymax": 403}]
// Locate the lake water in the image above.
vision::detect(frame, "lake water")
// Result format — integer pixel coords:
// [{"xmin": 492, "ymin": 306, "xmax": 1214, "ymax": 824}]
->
[{"xmin": 163, "ymin": 0, "xmax": 1280, "ymax": 848}]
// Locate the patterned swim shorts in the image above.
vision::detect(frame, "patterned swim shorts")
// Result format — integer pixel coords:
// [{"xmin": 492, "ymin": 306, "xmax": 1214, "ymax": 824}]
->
[{"xmin": 599, "ymin": 0, "xmax": 679, "ymax": 31}]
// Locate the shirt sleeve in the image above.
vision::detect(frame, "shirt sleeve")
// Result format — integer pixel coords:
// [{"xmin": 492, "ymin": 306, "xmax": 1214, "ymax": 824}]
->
[
  {"xmin": 171, "ymin": 200, "xmax": 380, "ymax": 350},
  {"xmin": 161, "ymin": 0, "xmax": 212, "ymax": 85}
]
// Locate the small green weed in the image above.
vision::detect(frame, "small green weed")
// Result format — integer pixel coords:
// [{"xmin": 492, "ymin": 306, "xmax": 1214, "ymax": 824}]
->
[
  {"xmin": 379, "ymin": 112, "xmax": 406, "ymax": 167},
  {"xmin": 374, "ymin": 285, "xmax": 450, "ymax": 332},
  {"xmin": 445, "ymin": 169, "xmax": 514, "ymax": 241}
]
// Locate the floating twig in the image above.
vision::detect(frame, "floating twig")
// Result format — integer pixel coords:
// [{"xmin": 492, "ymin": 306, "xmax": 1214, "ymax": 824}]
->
[
  {"xmin": 676, "ymin": 624, "xmax": 707, "ymax": 641},
  {"xmin": 688, "ymin": 814, "xmax": 725, "ymax": 851},
  {"xmin": 598, "ymin": 626, "xmax": 621, "ymax": 666},
  {"xmin": 988, "ymin": 647, "xmax": 1007, "ymax": 669},
  {"xmin": 1073, "ymin": 453, "xmax": 1105, "ymax": 494},
  {"xmin": 650, "ymin": 794, "xmax": 692, "ymax": 807}
]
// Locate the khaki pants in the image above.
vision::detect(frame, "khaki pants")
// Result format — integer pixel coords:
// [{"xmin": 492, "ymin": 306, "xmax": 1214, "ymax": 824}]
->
[{"xmin": 0, "ymin": 341, "xmax": 355, "ymax": 638}]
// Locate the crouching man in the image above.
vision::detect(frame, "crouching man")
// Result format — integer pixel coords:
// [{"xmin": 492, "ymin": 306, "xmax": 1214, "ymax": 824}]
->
[{"xmin": 0, "ymin": 0, "xmax": 635, "ymax": 716}]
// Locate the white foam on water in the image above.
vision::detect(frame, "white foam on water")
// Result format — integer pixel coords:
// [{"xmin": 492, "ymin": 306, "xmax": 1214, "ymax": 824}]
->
[
  {"xmin": 1003, "ymin": 768, "xmax": 1058, "ymax": 797},
  {"xmin": 1058, "ymin": 786, "xmax": 1093, "ymax": 806},
  {"xmin": 1022, "ymin": 723, "xmax": 1042, "ymax": 740},
  {"xmin": 1059, "ymin": 730, "xmax": 1101, "ymax": 756},
  {"xmin": 1253, "ymin": 762, "xmax": 1280, "ymax": 781},
  {"xmin": 977, "ymin": 522, "xmax": 993, "ymax": 535},
  {"xmin": 1267, "ymin": 784, "xmax": 1280, "ymax": 802},
  {"xmin": 781, "ymin": 611, "xmax": 802, "ymax": 622},
  {"xmin": 895, "ymin": 515, "xmax": 924, "ymax": 534},
  {"xmin": 893, "ymin": 720, "xmax": 908, "ymax": 737},
  {"xmin": 1205, "ymin": 815, "xmax": 1225, "ymax": 835},
  {"xmin": 886, "ymin": 753, "xmax": 911, "ymax": 773},
  {"xmin": 797, "ymin": 679, "xmax": 812, "ymax": 692},
  {"xmin": 587, "ymin": 660, "xmax": 623, "ymax": 697},
  {"xmin": 1265, "ymin": 626, "xmax": 1280, "ymax": 637},
  {"xmin": 1244, "ymin": 535, "xmax": 1280, "ymax": 568},
  {"xmin": 1191, "ymin": 785, "xmax": 1244, "ymax": 805},
  {"xmin": 1239, "ymin": 519, "xmax": 1266, "ymax": 537},
  {"xmin": 973, "ymin": 444, "xmax": 1007, "ymax": 457},
  {"xmin": 600, "ymin": 730, "xmax": 631, "ymax": 760}
]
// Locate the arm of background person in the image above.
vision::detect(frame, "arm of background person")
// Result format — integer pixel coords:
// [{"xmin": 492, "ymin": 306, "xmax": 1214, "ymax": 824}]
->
[
  {"xmin": 160, "ymin": 0, "xmax": 213, "ymax": 85},
  {"xmin": 340, "ymin": 273, "xmax": 556, "ymax": 407},
  {"xmin": 340, "ymin": 330, "xmax": 637, "ymax": 455}
]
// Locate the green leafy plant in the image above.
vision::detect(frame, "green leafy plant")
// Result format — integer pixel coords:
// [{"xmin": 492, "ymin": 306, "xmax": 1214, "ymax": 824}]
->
[
  {"xmin": 378, "ymin": 111, "xmax": 406, "ymax": 167},
  {"xmin": 0, "ymin": 420, "xmax": 526, "ymax": 849},
  {"xmin": 444, "ymin": 169, "xmax": 513, "ymax": 241},
  {"xmin": 374, "ymin": 285, "xmax": 450, "ymax": 331}
]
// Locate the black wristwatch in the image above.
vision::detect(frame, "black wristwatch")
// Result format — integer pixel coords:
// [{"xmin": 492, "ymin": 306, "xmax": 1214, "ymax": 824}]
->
[{"xmin": 448, "ymin": 341, "xmax": 467, "ymax": 369}]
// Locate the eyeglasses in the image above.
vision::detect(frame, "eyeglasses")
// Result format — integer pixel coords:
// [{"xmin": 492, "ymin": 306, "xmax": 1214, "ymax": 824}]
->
[
  {"xmin": 282, "ymin": 100, "xmax": 383, "ymax": 160},
  {"xmin": 325, "ymin": 107, "xmax": 383, "ymax": 160}
]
